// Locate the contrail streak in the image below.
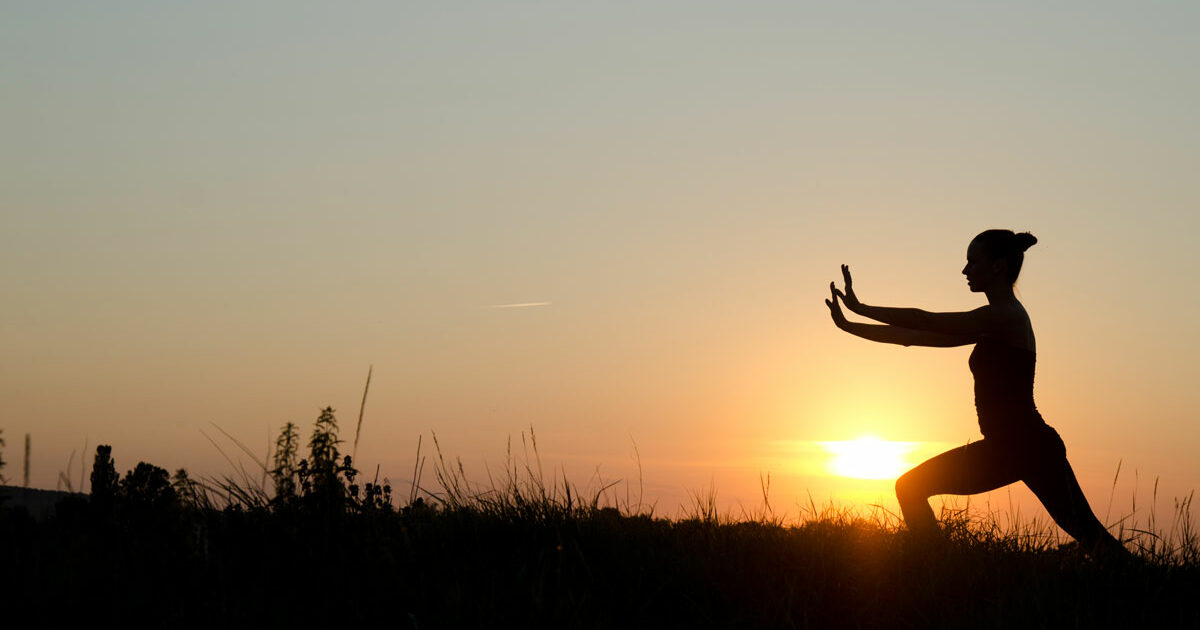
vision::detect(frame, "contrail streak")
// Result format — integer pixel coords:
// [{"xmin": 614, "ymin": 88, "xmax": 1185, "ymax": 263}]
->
[{"xmin": 484, "ymin": 302, "xmax": 551, "ymax": 309}]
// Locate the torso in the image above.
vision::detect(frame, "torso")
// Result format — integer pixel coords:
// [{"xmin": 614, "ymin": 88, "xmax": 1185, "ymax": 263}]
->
[{"xmin": 970, "ymin": 300, "xmax": 1045, "ymax": 438}]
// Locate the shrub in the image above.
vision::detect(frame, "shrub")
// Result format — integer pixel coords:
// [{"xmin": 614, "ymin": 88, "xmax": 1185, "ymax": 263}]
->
[{"xmin": 271, "ymin": 421, "xmax": 300, "ymax": 501}]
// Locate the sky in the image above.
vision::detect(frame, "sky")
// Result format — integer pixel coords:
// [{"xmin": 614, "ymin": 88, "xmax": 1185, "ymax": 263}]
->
[{"xmin": 3, "ymin": 1, "xmax": 1198, "ymax": 533}]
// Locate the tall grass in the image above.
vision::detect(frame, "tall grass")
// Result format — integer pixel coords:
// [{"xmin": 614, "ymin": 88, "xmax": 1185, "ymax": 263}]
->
[
  {"xmin": 8, "ymin": 406, "xmax": 1193, "ymax": 628},
  {"xmin": 426, "ymin": 427, "xmax": 622, "ymax": 523},
  {"xmin": 193, "ymin": 407, "xmax": 1200, "ymax": 566}
]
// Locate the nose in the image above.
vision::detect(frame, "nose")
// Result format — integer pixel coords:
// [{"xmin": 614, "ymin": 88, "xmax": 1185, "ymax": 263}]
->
[{"xmin": 962, "ymin": 263, "xmax": 969, "ymax": 275}]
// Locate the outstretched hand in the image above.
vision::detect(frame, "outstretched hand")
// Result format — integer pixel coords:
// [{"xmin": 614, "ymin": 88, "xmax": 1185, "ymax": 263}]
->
[
  {"xmin": 832, "ymin": 264, "xmax": 863, "ymax": 314},
  {"xmin": 825, "ymin": 284, "xmax": 847, "ymax": 329}
]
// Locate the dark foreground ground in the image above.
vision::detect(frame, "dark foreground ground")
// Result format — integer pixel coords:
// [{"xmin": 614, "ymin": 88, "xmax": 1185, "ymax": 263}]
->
[{"xmin": 2, "ymin": 494, "xmax": 1197, "ymax": 630}]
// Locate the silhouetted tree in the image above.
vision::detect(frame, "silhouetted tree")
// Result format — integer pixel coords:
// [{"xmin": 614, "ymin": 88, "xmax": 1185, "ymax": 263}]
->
[
  {"xmin": 120, "ymin": 462, "xmax": 178, "ymax": 509},
  {"xmin": 172, "ymin": 468, "xmax": 204, "ymax": 509},
  {"xmin": 90, "ymin": 445, "xmax": 119, "ymax": 504}
]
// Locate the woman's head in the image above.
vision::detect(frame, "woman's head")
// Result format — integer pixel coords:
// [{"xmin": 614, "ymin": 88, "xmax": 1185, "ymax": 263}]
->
[{"xmin": 963, "ymin": 229, "xmax": 1037, "ymax": 290}]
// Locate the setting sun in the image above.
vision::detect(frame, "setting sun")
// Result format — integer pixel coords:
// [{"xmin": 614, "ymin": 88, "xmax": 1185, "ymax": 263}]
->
[{"xmin": 822, "ymin": 437, "xmax": 917, "ymax": 480}]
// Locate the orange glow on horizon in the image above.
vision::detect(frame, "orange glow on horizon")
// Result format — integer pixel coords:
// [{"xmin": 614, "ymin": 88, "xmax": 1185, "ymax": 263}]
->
[{"xmin": 822, "ymin": 437, "xmax": 919, "ymax": 480}]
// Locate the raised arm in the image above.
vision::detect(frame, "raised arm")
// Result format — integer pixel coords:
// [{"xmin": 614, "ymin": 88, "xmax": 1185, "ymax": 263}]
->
[
  {"xmin": 833, "ymin": 264, "xmax": 1006, "ymax": 336},
  {"xmin": 826, "ymin": 290, "xmax": 975, "ymax": 347}
]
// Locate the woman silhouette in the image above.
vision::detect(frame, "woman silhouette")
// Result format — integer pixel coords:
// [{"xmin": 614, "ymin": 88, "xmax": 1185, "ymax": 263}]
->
[{"xmin": 825, "ymin": 230, "xmax": 1125, "ymax": 555}]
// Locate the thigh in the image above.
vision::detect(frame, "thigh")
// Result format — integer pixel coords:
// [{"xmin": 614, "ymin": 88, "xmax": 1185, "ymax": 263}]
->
[
  {"xmin": 1018, "ymin": 429, "xmax": 1106, "ymax": 535},
  {"xmin": 1023, "ymin": 456, "xmax": 1094, "ymax": 519},
  {"xmin": 902, "ymin": 439, "xmax": 1024, "ymax": 496}
]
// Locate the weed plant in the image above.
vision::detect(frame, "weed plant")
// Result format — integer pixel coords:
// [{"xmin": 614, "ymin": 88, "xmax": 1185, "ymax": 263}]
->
[{"xmin": 1, "ymin": 411, "xmax": 1198, "ymax": 629}]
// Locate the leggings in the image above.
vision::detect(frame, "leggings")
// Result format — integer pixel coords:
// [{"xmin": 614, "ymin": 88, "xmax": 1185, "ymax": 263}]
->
[{"xmin": 895, "ymin": 424, "xmax": 1120, "ymax": 551}]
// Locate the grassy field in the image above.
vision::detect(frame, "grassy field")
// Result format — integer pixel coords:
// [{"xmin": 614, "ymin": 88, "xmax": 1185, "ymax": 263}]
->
[{"xmin": 2, "ymin": 413, "xmax": 1197, "ymax": 629}]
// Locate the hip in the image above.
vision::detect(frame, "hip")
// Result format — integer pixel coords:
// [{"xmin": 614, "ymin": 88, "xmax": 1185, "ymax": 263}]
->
[{"xmin": 978, "ymin": 421, "xmax": 1067, "ymax": 460}]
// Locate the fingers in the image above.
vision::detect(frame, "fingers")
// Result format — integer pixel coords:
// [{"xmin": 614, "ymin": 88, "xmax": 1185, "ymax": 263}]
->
[
  {"xmin": 826, "ymin": 285, "xmax": 843, "ymax": 308},
  {"xmin": 841, "ymin": 264, "xmax": 853, "ymax": 287},
  {"xmin": 826, "ymin": 295, "xmax": 845, "ymax": 328}
]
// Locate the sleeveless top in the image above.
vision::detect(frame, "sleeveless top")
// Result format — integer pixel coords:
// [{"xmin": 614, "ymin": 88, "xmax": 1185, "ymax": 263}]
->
[{"xmin": 968, "ymin": 337, "xmax": 1048, "ymax": 439}]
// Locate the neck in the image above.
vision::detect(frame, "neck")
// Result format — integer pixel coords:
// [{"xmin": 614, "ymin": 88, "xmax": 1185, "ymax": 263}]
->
[{"xmin": 984, "ymin": 284, "xmax": 1016, "ymax": 305}]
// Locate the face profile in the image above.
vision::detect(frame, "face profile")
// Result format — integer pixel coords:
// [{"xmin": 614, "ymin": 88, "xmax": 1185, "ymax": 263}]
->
[{"xmin": 962, "ymin": 240, "xmax": 1006, "ymax": 293}]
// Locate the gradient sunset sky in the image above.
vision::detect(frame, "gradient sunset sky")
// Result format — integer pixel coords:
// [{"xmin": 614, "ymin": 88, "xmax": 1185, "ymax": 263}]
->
[{"xmin": 3, "ymin": 2, "xmax": 1197, "ymax": 526}]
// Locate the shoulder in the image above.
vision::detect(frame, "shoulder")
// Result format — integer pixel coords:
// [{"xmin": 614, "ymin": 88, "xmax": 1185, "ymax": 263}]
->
[
  {"xmin": 967, "ymin": 303, "xmax": 1021, "ymax": 329},
  {"xmin": 978, "ymin": 300, "xmax": 1030, "ymax": 323},
  {"xmin": 981, "ymin": 302, "xmax": 1035, "ymax": 349}
]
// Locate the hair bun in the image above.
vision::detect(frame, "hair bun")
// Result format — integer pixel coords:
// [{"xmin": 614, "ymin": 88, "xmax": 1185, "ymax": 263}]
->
[{"xmin": 1014, "ymin": 232, "xmax": 1038, "ymax": 252}]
